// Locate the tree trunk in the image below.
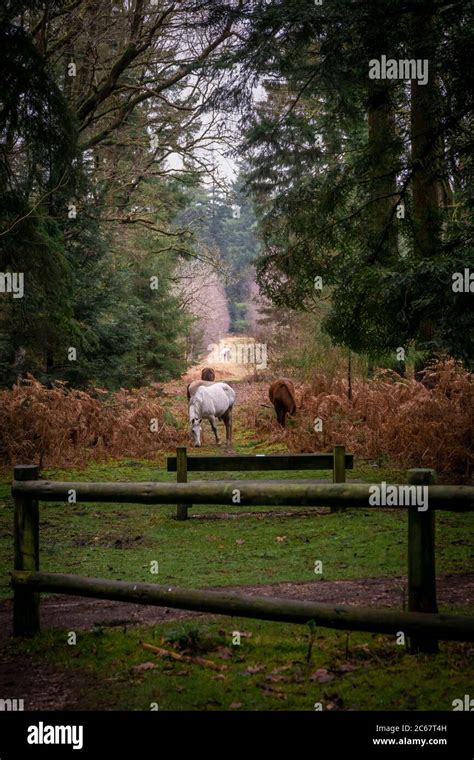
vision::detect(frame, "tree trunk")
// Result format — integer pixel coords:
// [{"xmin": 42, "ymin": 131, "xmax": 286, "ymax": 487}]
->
[
  {"xmin": 410, "ymin": 9, "xmax": 441, "ymax": 353},
  {"xmin": 46, "ymin": 352, "xmax": 54, "ymax": 375},
  {"xmin": 367, "ymin": 79, "xmax": 398, "ymax": 262}
]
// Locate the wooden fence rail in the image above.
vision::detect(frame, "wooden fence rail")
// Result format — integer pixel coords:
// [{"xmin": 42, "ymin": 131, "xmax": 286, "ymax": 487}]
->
[
  {"xmin": 11, "ymin": 479, "xmax": 474, "ymax": 509},
  {"xmin": 11, "ymin": 464, "xmax": 474, "ymax": 653},
  {"xmin": 167, "ymin": 445, "xmax": 354, "ymax": 519},
  {"xmin": 11, "ymin": 570, "xmax": 474, "ymax": 642}
]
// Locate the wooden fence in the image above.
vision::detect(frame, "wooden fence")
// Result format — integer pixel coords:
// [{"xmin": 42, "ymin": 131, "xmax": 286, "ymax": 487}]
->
[
  {"xmin": 10, "ymin": 464, "xmax": 474, "ymax": 653},
  {"xmin": 167, "ymin": 445, "xmax": 354, "ymax": 520}
]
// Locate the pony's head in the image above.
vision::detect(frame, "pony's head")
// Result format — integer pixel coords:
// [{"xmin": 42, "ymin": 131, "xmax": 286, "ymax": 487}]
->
[{"xmin": 189, "ymin": 402, "xmax": 202, "ymax": 447}]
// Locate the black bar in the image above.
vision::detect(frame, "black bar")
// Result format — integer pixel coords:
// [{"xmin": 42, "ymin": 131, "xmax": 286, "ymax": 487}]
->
[
  {"xmin": 167, "ymin": 453, "xmax": 354, "ymax": 472},
  {"xmin": 0, "ymin": 711, "xmax": 471, "ymax": 758}
]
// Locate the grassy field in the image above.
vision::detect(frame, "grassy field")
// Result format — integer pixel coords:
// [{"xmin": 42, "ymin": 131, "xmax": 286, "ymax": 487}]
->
[
  {"xmin": 0, "ymin": 457, "xmax": 472, "ymax": 599},
  {"xmin": 1, "ymin": 450, "xmax": 472, "ymax": 711},
  {"xmin": 3, "ymin": 617, "xmax": 472, "ymax": 711}
]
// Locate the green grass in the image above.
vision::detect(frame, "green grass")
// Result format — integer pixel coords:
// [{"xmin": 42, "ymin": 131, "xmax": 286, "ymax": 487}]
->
[
  {"xmin": 1, "ymin": 449, "xmax": 472, "ymax": 712},
  {"xmin": 4, "ymin": 617, "xmax": 472, "ymax": 711},
  {"xmin": 0, "ymin": 457, "xmax": 472, "ymax": 600}
]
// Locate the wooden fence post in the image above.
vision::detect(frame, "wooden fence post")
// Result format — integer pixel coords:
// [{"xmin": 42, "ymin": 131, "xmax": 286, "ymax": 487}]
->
[
  {"xmin": 13, "ymin": 465, "xmax": 40, "ymax": 636},
  {"xmin": 407, "ymin": 468, "xmax": 438, "ymax": 653},
  {"xmin": 176, "ymin": 447, "xmax": 189, "ymax": 521},
  {"xmin": 331, "ymin": 444, "xmax": 346, "ymax": 513}
]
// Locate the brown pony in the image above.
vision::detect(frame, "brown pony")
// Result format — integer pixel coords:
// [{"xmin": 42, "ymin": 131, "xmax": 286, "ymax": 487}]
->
[
  {"xmin": 201, "ymin": 367, "xmax": 215, "ymax": 381},
  {"xmin": 269, "ymin": 379, "xmax": 297, "ymax": 427}
]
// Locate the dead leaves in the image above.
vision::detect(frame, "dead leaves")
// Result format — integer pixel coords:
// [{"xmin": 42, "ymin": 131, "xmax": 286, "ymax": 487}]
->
[
  {"xmin": 132, "ymin": 661, "xmax": 155, "ymax": 673},
  {"xmin": 264, "ymin": 674, "xmax": 286, "ymax": 683},
  {"xmin": 270, "ymin": 664, "xmax": 293, "ymax": 675},
  {"xmin": 214, "ymin": 647, "xmax": 234, "ymax": 660},
  {"xmin": 256, "ymin": 681, "xmax": 287, "ymax": 700},
  {"xmin": 133, "ymin": 641, "xmax": 361, "ymax": 712},
  {"xmin": 309, "ymin": 668, "xmax": 334, "ymax": 683},
  {"xmin": 334, "ymin": 662, "xmax": 359, "ymax": 674},
  {"xmin": 3, "ymin": 359, "xmax": 471, "ymax": 479},
  {"xmin": 0, "ymin": 375, "xmax": 188, "ymax": 467},
  {"xmin": 323, "ymin": 694, "xmax": 345, "ymax": 711},
  {"xmin": 254, "ymin": 359, "xmax": 472, "ymax": 481}
]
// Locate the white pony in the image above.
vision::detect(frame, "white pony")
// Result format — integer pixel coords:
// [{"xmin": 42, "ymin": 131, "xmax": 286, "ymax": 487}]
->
[{"xmin": 189, "ymin": 382, "xmax": 235, "ymax": 447}]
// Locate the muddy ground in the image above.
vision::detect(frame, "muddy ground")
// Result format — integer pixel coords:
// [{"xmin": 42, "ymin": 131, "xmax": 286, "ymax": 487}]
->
[{"xmin": 1, "ymin": 573, "xmax": 472, "ymax": 710}]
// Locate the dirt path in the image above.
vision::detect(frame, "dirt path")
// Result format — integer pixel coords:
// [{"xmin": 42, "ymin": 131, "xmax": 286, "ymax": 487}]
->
[
  {"xmin": 183, "ymin": 335, "xmax": 262, "ymax": 383},
  {"xmin": 163, "ymin": 334, "xmax": 265, "ymax": 405}
]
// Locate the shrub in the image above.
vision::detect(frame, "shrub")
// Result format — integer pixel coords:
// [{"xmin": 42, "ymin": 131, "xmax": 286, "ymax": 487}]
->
[{"xmin": 0, "ymin": 375, "xmax": 187, "ymax": 467}]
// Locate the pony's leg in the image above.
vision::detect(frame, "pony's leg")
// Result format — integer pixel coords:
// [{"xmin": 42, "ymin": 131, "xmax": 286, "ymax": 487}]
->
[
  {"xmin": 209, "ymin": 416, "xmax": 220, "ymax": 444},
  {"xmin": 276, "ymin": 403, "xmax": 285, "ymax": 427},
  {"xmin": 222, "ymin": 409, "xmax": 232, "ymax": 446}
]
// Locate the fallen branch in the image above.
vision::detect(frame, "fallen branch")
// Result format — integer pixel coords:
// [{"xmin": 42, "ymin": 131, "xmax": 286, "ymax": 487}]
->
[{"xmin": 141, "ymin": 641, "xmax": 227, "ymax": 671}]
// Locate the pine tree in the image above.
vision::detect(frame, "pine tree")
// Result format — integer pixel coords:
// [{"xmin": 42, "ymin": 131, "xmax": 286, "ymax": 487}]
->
[{"xmin": 208, "ymin": 0, "xmax": 474, "ymax": 363}]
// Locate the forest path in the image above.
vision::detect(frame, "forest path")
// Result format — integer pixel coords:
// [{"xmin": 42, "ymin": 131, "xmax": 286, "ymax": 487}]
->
[
  {"xmin": 183, "ymin": 334, "xmax": 261, "ymax": 383},
  {"xmin": 162, "ymin": 334, "xmax": 274, "ymax": 451}
]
